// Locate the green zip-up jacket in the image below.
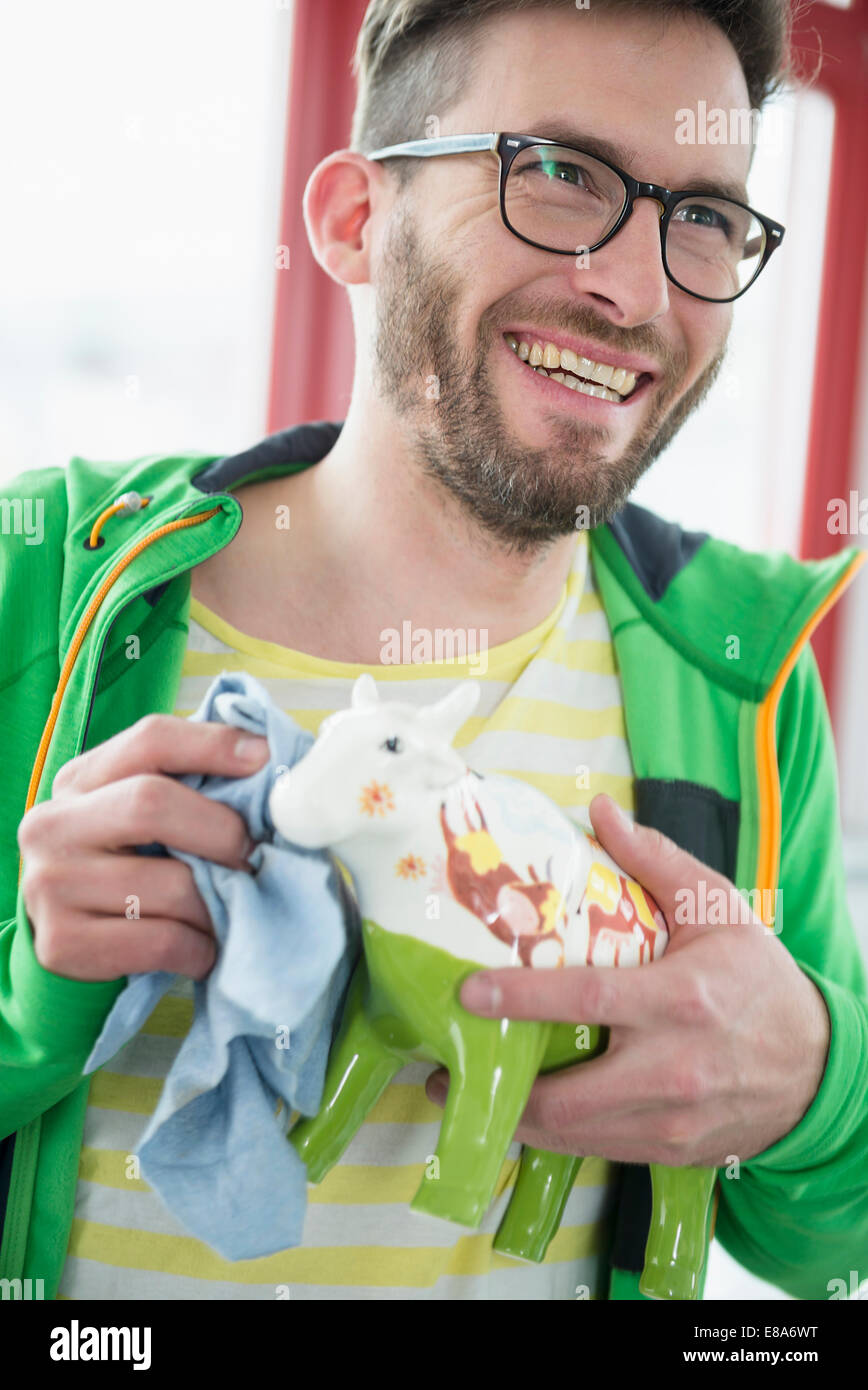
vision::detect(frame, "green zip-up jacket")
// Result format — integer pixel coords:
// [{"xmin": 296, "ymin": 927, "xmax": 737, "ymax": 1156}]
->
[{"xmin": 1, "ymin": 420, "xmax": 866, "ymax": 1301}]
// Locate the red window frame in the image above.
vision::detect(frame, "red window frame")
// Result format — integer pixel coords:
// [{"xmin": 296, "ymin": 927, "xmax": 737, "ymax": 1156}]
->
[
  {"xmin": 267, "ymin": 0, "xmax": 367, "ymax": 434},
  {"xmin": 791, "ymin": 1, "xmax": 867, "ymax": 711}
]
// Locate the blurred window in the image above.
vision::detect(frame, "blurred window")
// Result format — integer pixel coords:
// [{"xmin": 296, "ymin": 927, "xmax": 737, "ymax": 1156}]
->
[
  {"xmin": 0, "ymin": 0, "xmax": 293, "ymax": 485},
  {"xmin": 632, "ymin": 88, "xmax": 835, "ymax": 555}
]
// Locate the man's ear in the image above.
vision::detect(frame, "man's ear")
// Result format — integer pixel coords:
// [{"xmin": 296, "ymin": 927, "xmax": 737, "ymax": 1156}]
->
[{"xmin": 303, "ymin": 150, "xmax": 383, "ymax": 287}]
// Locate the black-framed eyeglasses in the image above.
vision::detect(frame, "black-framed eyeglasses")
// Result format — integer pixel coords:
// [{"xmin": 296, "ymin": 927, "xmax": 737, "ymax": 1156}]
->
[{"xmin": 366, "ymin": 132, "xmax": 786, "ymax": 305}]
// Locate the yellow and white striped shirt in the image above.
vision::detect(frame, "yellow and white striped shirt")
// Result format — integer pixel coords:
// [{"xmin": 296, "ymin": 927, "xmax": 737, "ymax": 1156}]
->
[{"xmin": 59, "ymin": 531, "xmax": 636, "ymax": 1300}]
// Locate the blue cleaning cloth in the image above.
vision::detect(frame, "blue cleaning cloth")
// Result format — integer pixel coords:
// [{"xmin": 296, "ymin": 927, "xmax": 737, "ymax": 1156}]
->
[{"xmin": 84, "ymin": 672, "xmax": 359, "ymax": 1261}]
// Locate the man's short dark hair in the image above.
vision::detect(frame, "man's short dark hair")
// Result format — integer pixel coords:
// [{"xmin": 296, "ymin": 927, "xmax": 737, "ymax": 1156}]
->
[{"xmin": 351, "ymin": 0, "xmax": 800, "ymax": 183}]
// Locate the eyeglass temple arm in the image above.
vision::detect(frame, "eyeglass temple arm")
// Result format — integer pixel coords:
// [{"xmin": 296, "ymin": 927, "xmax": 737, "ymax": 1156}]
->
[{"xmin": 366, "ymin": 134, "xmax": 499, "ymax": 161}]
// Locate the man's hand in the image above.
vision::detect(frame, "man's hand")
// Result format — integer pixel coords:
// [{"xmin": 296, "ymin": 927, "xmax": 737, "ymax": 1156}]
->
[
  {"xmin": 425, "ymin": 793, "xmax": 831, "ymax": 1168},
  {"xmin": 17, "ymin": 715, "xmax": 270, "ymax": 983}
]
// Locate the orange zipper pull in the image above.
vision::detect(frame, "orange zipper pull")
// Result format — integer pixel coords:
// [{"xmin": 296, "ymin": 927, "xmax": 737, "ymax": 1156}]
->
[{"xmin": 85, "ymin": 491, "xmax": 151, "ymax": 550}]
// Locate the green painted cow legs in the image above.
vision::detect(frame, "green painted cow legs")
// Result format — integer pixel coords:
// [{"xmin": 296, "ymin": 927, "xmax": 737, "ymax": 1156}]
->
[
  {"xmin": 410, "ymin": 1015, "xmax": 550, "ymax": 1228},
  {"xmin": 292, "ymin": 920, "xmax": 718, "ymax": 1296},
  {"xmin": 493, "ymin": 1021, "xmax": 603, "ymax": 1260},
  {"xmin": 494, "ymin": 1148, "xmax": 717, "ymax": 1296},
  {"xmin": 493, "ymin": 1149, "xmax": 583, "ymax": 1260},
  {"xmin": 494, "ymin": 1016, "xmax": 716, "ymax": 1295},
  {"xmin": 289, "ymin": 963, "xmax": 404, "ymax": 1183},
  {"xmin": 639, "ymin": 1163, "xmax": 718, "ymax": 1300},
  {"xmin": 293, "ymin": 921, "xmax": 555, "ymax": 1229}
]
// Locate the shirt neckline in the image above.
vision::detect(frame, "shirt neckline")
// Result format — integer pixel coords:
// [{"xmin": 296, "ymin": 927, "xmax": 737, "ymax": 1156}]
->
[{"xmin": 188, "ymin": 531, "xmax": 589, "ymax": 680}]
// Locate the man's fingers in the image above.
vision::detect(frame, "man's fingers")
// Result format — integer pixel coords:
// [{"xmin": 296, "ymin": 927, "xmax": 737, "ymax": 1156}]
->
[
  {"xmin": 32, "ymin": 914, "xmax": 218, "ymax": 982},
  {"xmin": 516, "ymin": 1050, "xmax": 720, "ymax": 1131},
  {"xmin": 424, "ymin": 1062, "xmax": 715, "ymax": 1163},
  {"xmin": 509, "ymin": 1110, "xmax": 705, "ymax": 1162},
  {"xmin": 21, "ymin": 853, "xmax": 215, "ymax": 935},
  {"xmin": 511, "ymin": 1079, "xmax": 731, "ymax": 1163},
  {"xmin": 424, "ymin": 1054, "xmax": 650, "ymax": 1123},
  {"xmin": 51, "ymin": 714, "xmax": 269, "ymax": 798},
  {"xmin": 30, "ymin": 776, "xmax": 255, "ymax": 869},
  {"xmin": 459, "ymin": 959, "xmax": 676, "ymax": 1027}
]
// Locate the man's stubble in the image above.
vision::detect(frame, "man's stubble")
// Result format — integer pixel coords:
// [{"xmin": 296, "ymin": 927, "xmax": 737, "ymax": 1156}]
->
[{"xmin": 372, "ymin": 205, "xmax": 726, "ymax": 553}]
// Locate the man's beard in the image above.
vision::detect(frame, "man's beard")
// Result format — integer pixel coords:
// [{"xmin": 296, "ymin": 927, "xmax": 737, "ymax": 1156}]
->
[{"xmin": 372, "ymin": 205, "xmax": 726, "ymax": 552}]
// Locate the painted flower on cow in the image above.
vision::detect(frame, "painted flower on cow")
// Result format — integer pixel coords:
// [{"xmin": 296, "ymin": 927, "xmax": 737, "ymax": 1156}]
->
[
  {"xmin": 395, "ymin": 852, "xmax": 427, "ymax": 880},
  {"xmin": 360, "ymin": 779, "xmax": 395, "ymax": 817}
]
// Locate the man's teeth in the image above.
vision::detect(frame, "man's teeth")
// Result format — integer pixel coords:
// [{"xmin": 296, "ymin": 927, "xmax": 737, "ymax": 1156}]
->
[{"xmin": 506, "ymin": 334, "xmax": 639, "ymax": 402}]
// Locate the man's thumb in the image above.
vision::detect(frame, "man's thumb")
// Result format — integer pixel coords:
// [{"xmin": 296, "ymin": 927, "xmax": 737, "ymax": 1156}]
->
[{"xmin": 587, "ymin": 792, "xmax": 727, "ymax": 922}]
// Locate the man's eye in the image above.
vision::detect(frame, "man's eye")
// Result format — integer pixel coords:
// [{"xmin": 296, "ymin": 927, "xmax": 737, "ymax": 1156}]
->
[
  {"xmin": 673, "ymin": 203, "xmax": 731, "ymax": 235},
  {"xmin": 381, "ymin": 736, "xmax": 403, "ymax": 753},
  {"xmin": 540, "ymin": 159, "xmax": 589, "ymax": 187}
]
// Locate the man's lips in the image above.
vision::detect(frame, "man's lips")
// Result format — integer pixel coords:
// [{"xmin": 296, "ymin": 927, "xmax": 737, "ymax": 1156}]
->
[
  {"xmin": 503, "ymin": 327, "xmax": 659, "ymax": 386},
  {"xmin": 501, "ymin": 334, "xmax": 655, "ymax": 410}
]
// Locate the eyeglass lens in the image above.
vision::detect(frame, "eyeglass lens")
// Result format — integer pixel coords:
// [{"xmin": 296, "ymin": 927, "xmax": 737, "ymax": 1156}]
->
[{"xmin": 503, "ymin": 144, "xmax": 767, "ymax": 301}]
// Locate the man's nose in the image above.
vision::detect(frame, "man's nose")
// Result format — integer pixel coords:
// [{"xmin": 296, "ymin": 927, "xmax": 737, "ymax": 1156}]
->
[{"xmin": 566, "ymin": 197, "xmax": 671, "ymax": 325}]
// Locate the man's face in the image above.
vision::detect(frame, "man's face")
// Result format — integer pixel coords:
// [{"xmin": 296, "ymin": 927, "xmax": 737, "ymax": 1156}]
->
[{"xmin": 369, "ymin": 5, "xmax": 755, "ymax": 547}]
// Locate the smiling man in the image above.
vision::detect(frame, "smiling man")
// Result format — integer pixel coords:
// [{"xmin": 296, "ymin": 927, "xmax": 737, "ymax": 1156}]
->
[
  {"xmin": 188, "ymin": 2, "xmax": 781, "ymax": 646},
  {"xmin": 3, "ymin": 0, "xmax": 867, "ymax": 1304}
]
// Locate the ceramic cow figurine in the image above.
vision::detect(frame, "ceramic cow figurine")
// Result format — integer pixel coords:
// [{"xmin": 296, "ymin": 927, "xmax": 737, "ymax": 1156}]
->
[{"xmin": 269, "ymin": 674, "xmax": 717, "ymax": 1299}]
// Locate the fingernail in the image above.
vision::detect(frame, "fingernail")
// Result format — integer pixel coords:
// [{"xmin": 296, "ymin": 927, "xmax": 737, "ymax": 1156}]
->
[
  {"xmin": 461, "ymin": 975, "xmax": 502, "ymax": 1013},
  {"xmin": 235, "ymin": 735, "xmax": 268, "ymax": 764}
]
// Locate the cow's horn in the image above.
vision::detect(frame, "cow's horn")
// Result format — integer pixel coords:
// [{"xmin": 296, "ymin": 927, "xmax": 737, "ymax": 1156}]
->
[
  {"xmin": 420, "ymin": 679, "xmax": 481, "ymax": 742},
  {"xmin": 351, "ymin": 672, "xmax": 380, "ymax": 709}
]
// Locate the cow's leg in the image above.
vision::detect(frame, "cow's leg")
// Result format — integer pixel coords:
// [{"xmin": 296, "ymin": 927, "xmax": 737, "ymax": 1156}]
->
[
  {"xmin": 493, "ymin": 1148, "xmax": 583, "ymax": 1261},
  {"xmin": 289, "ymin": 960, "xmax": 404, "ymax": 1183},
  {"xmin": 639, "ymin": 1164, "xmax": 717, "ymax": 1300},
  {"xmin": 410, "ymin": 1017, "xmax": 550, "ymax": 1229},
  {"xmin": 493, "ymin": 1020, "xmax": 605, "ymax": 1259}
]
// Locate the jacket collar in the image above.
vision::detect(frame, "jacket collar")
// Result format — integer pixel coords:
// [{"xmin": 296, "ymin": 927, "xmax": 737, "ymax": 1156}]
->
[
  {"xmin": 191, "ymin": 421, "xmax": 342, "ymax": 499},
  {"xmin": 192, "ymin": 419, "xmax": 707, "ymax": 602},
  {"xmin": 149, "ymin": 418, "xmax": 862, "ymax": 701}
]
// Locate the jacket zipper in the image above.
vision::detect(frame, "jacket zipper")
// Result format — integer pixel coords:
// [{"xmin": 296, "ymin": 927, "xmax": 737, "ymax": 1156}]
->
[
  {"xmin": 19, "ymin": 506, "xmax": 223, "ymax": 839},
  {"xmin": 706, "ymin": 553, "xmax": 868, "ymax": 1257},
  {"xmin": 754, "ymin": 553, "xmax": 867, "ymax": 919},
  {"xmin": 2, "ymin": 503, "xmax": 225, "ymax": 1287}
]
